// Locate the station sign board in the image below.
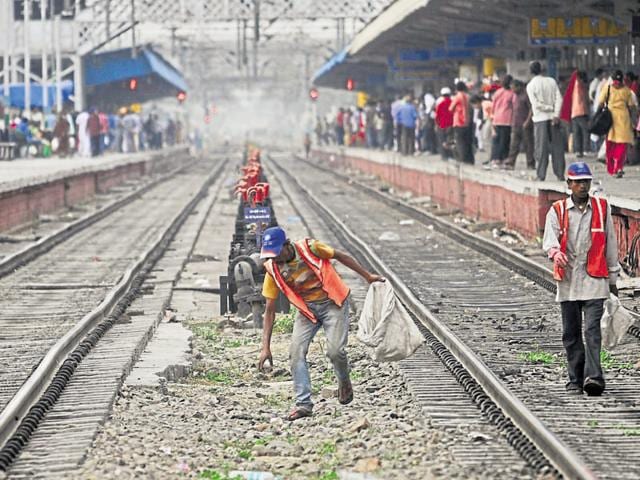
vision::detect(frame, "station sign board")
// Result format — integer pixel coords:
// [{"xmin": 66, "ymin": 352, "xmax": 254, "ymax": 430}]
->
[
  {"xmin": 529, "ymin": 16, "xmax": 627, "ymax": 45},
  {"xmin": 446, "ymin": 32, "xmax": 500, "ymax": 49},
  {"xmin": 393, "ymin": 48, "xmax": 476, "ymax": 70},
  {"xmin": 398, "ymin": 49, "xmax": 431, "ymax": 62}
]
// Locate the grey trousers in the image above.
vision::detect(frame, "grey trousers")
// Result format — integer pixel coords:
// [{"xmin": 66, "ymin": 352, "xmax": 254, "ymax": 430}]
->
[
  {"xmin": 571, "ymin": 115, "xmax": 590, "ymax": 155},
  {"xmin": 560, "ymin": 299, "xmax": 605, "ymax": 387},
  {"xmin": 400, "ymin": 126, "xmax": 415, "ymax": 156},
  {"xmin": 534, "ymin": 120, "xmax": 565, "ymax": 180},
  {"xmin": 506, "ymin": 124, "xmax": 534, "ymax": 168}
]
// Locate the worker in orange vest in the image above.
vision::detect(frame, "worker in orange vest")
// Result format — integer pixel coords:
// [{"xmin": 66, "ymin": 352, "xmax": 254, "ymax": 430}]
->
[
  {"xmin": 258, "ymin": 226, "xmax": 384, "ymax": 421},
  {"xmin": 543, "ymin": 162, "xmax": 620, "ymax": 396}
]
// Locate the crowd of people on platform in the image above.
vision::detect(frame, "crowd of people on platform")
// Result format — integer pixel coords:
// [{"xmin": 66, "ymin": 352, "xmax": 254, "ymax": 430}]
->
[
  {"xmin": 315, "ymin": 63, "xmax": 639, "ymax": 179},
  {"xmin": 0, "ymin": 105, "xmax": 185, "ymax": 159}
]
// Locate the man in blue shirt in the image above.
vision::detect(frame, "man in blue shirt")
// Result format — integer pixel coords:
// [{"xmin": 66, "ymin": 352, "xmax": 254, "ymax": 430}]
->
[{"xmin": 395, "ymin": 95, "xmax": 418, "ymax": 155}]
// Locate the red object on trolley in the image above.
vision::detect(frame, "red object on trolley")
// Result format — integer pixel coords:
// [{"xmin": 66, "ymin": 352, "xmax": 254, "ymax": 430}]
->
[{"xmin": 255, "ymin": 182, "xmax": 270, "ymax": 199}]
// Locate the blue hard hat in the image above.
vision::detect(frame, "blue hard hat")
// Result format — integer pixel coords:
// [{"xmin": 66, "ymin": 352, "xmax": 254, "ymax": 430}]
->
[
  {"xmin": 260, "ymin": 226, "xmax": 287, "ymax": 259},
  {"xmin": 567, "ymin": 162, "xmax": 593, "ymax": 180}
]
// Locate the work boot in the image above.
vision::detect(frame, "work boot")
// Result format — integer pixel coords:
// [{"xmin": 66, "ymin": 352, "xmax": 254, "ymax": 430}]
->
[
  {"xmin": 338, "ymin": 378, "xmax": 354, "ymax": 405},
  {"xmin": 565, "ymin": 382, "xmax": 583, "ymax": 395},
  {"xmin": 583, "ymin": 377, "xmax": 605, "ymax": 396}
]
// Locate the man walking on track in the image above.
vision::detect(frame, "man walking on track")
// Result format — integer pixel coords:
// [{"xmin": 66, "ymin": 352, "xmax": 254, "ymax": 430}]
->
[
  {"xmin": 258, "ymin": 226, "xmax": 384, "ymax": 421},
  {"xmin": 543, "ymin": 162, "xmax": 620, "ymax": 396}
]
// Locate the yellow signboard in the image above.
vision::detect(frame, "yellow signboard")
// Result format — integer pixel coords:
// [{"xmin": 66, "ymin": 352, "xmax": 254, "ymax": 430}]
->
[
  {"xmin": 356, "ymin": 92, "xmax": 369, "ymax": 108},
  {"xmin": 530, "ymin": 16, "xmax": 627, "ymax": 45}
]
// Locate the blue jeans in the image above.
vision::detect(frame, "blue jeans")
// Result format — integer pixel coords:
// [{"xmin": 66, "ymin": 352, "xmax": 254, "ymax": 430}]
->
[{"xmin": 290, "ymin": 299, "xmax": 350, "ymax": 409}]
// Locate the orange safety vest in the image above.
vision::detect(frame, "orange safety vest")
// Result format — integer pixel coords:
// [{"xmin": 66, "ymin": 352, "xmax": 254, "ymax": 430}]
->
[
  {"xmin": 263, "ymin": 239, "xmax": 350, "ymax": 322},
  {"xmin": 552, "ymin": 196, "xmax": 609, "ymax": 281}
]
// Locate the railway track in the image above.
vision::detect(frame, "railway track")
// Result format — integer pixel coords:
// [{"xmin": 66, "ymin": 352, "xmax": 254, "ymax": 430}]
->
[
  {"xmin": 0, "ymin": 155, "xmax": 229, "ymax": 474},
  {"xmin": 0, "ymin": 156, "xmax": 193, "ymax": 279},
  {"xmin": 266, "ymin": 151, "xmax": 640, "ymax": 480}
]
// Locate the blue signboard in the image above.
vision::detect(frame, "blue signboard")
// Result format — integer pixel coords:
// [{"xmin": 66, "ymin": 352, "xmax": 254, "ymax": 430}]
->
[
  {"xmin": 390, "ymin": 48, "xmax": 475, "ymax": 72},
  {"xmin": 432, "ymin": 48, "xmax": 476, "ymax": 60},
  {"xmin": 244, "ymin": 206, "xmax": 271, "ymax": 222},
  {"xmin": 447, "ymin": 32, "xmax": 499, "ymax": 49},
  {"xmin": 365, "ymin": 74, "xmax": 388, "ymax": 86},
  {"xmin": 398, "ymin": 49, "xmax": 431, "ymax": 62}
]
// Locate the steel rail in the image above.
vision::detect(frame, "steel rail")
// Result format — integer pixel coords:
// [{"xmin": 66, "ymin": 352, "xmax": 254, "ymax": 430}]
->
[
  {"xmin": 294, "ymin": 154, "xmax": 556, "ymax": 290},
  {"xmin": 296, "ymin": 153, "xmax": 640, "ymax": 340},
  {"xmin": 0, "ymin": 159, "xmax": 226, "ymax": 452},
  {"xmin": 0, "ymin": 158, "xmax": 194, "ymax": 280},
  {"xmin": 266, "ymin": 156, "xmax": 598, "ymax": 480}
]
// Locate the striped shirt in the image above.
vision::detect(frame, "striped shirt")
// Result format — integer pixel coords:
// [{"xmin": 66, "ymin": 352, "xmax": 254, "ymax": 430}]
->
[{"xmin": 262, "ymin": 240, "xmax": 335, "ymax": 302}]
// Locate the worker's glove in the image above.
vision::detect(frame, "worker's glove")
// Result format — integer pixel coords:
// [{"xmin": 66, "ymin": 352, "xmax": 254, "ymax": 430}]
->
[{"xmin": 548, "ymin": 247, "xmax": 568, "ymax": 268}]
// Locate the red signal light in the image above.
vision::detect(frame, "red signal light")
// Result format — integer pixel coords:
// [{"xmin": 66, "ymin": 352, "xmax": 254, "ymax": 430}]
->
[
  {"xmin": 177, "ymin": 91, "xmax": 187, "ymax": 103},
  {"xmin": 128, "ymin": 78, "xmax": 138, "ymax": 91},
  {"xmin": 346, "ymin": 77, "xmax": 355, "ymax": 91},
  {"xmin": 204, "ymin": 114, "xmax": 211, "ymax": 124},
  {"xmin": 309, "ymin": 87, "xmax": 319, "ymax": 101}
]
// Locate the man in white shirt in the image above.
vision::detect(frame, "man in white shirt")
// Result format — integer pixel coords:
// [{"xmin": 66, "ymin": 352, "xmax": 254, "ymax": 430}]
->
[{"xmin": 526, "ymin": 61, "xmax": 565, "ymax": 181}]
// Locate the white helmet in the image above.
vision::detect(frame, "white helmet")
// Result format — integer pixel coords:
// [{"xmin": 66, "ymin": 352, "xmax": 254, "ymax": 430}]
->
[{"xmin": 440, "ymin": 87, "xmax": 451, "ymax": 96}]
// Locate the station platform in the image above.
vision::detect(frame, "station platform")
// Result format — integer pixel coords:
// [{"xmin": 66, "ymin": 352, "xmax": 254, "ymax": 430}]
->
[
  {"xmin": 312, "ymin": 146, "xmax": 640, "ymax": 264},
  {"xmin": 0, "ymin": 147, "xmax": 188, "ymax": 232}
]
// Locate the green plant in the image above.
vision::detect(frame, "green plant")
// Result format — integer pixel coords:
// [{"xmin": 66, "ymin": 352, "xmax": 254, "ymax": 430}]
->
[
  {"xmin": 274, "ymin": 307, "xmax": 297, "ymax": 334},
  {"xmin": 517, "ymin": 349, "xmax": 556, "ymax": 365},
  {"xmin": 615, "ymin": 424, "xmax": 640, "ymax": 436},
  {"xmin": 199, "ymin": 470, "xmax": 242, "ymax": 480},
  {"xmin": 318, "ymin": 471, "xmax": 339, "ymax": 480},
  {"xmin": 319, "ymin": 441, "xmax": 336, "ymax": 455},
  {"xmin": 254, "ymin": 435, "xmax": 274, "ymax": 446},
  {"xmin": 350, "ymin": 370, "xmax": 363, "ymax": 381},
  {"xmin": 238, "ymin": 449, "xmax": 253, "ymax": 460},
  {"xmin": 191, "ymin": 324, "xmax": 220, "ymax": 341},
  {"xmin": 223, "ymin": 338, "xmax": 246, "ymax": 348},
  {"xmin": 204, "ymin": 371, "xmax": 235, "ymax": 385},
  {"xmin": 321, "ymin": 369, "xmax": 335, "ymax": 386},
  {"xmin": 587, "ymin": 419, "xmax": 599, "ymax": 427},
  {"xmin": 263, "ymin": 394, "xmax": 286, "ymax": 408},
  {"xmin": 601, "ymin": 350, "xmax": 633, "ymax": 369}
]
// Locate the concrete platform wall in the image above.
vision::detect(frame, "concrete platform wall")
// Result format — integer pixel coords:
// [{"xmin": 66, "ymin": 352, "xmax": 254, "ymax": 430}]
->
[
  {"xmin": 313, "ymin": 147, "xmax": 640, "ymax": 275},
  {"xmin": 316, "ymin": 148, "xmax": 547, "ymax": 238},
  {"xmin": 0, "ymin": 149, "xmax": 188, "ymax": 233}
]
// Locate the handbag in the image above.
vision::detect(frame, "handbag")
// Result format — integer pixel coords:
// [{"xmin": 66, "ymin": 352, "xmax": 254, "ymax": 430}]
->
[{"xmin": 589, "ymin": 85, "xmax": 613, "ymax": 135}]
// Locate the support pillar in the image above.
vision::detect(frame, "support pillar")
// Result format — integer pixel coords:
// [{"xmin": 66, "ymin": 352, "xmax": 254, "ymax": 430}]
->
[
  {"xmin": 3, "ymin": 0, "xmax": 11, "ymax": 97},
  {"xmin": 41, "ymin": 0, "xmax": 48, "ymax": 110},
  {"xmin": 54, "ymin": 15, "xmax": 62, "ymax": 112},
  {"xmin": 73, "ymin": 55, "xmax": 84, "ymax": 112},
  {"xmin": 24, "ymin": 0, "xmax": 31, "ymax": 114}
]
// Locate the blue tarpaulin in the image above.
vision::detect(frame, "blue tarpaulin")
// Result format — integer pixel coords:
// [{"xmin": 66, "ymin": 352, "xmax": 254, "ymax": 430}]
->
[
  {"xmin": 6, "ymin": 81, "xmax": 74, "ymax": 109},
  {"xmin": 85, "ymin": 46, "xmax": 188, "ymax": 92}
]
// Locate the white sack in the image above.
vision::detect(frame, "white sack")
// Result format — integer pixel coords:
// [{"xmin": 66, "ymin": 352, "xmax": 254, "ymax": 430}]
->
[
  {"xmin": 357, "ymin": 281, "xmax": 424, "ymax": 362},
  {"xmin": 601, "ymin": 294, "xmax": 637, "ymax": 349}
]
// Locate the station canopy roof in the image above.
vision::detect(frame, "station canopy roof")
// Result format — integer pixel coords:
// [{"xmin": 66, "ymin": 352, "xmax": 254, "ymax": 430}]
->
[
  {"xmin": 84, "ymin": 45, "xmax": 188, "ymax": 109},
  {"xmin": 312, "ymin": 48, "xmax": 388, "ymax": 90},
  {"xmin": 4, "ymin": 81, "xmax": 74, "ymax": 109},
  {"xmin": 313, "ymin": 0, "xmax": 636, "ymax": 90}
]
